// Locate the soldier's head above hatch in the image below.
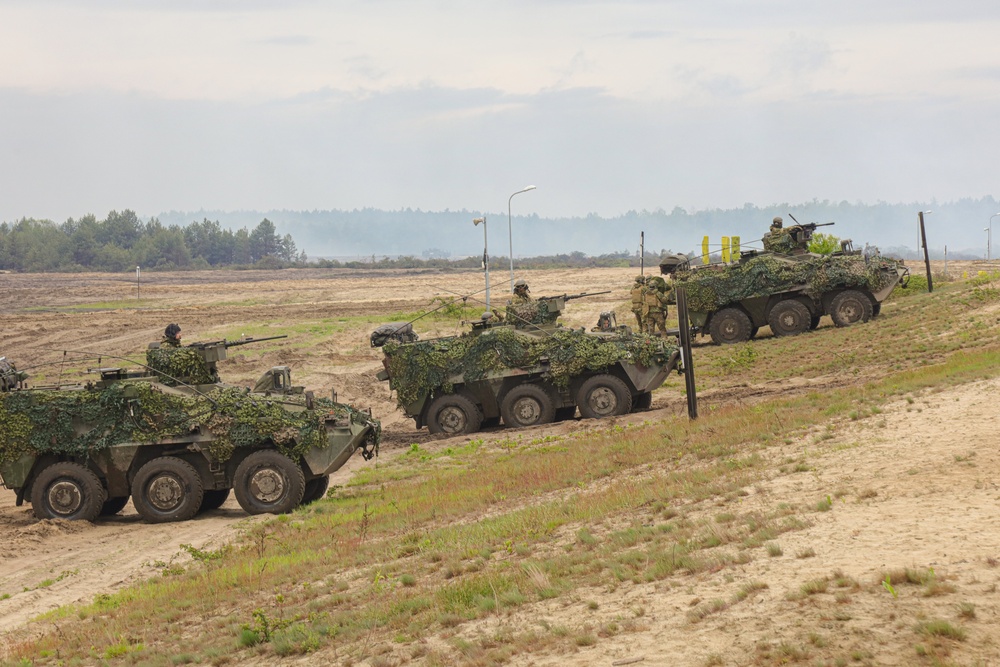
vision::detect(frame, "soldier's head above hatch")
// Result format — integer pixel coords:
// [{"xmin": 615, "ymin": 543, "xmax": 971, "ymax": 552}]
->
[
  {"xmin": 634, "ymin": 275, "xmax": 646, "ymax": 284},
  {"xmin": 513, "ymin": 279, "xmax": 529, "ymax": 295},
  {"xmin": 164, "ymin": 323, "xmax": 182, "ymax": 343},
  {"xmin": 772, "ymin": 216, "xmax": 783, "ymax": 229}
]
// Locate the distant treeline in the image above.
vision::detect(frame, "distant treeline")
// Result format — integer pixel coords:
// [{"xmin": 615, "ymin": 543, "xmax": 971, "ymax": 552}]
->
[
  {"xmin": 311, "ymin": 249, "xmax": 664, "ymax": 270},
  {"xmin": 0, "ymin": 211, "xmax": 305, "ymax": 272}
]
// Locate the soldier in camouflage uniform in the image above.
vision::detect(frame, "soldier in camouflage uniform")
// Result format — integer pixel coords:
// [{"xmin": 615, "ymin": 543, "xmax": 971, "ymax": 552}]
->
[
  {"xmin": 162, "ymin": 323, "xmax": 183, "ymax": 348},
  {"xmin": 642, "ymin": 276, "xmax": 671, "ymax": 337},
  {"xmin": 501, "ymin": 279, "xmax": 539, "ymax": 325},
  {"xmin": 630, "ymin": 275, "xmax": 647, "ymax": 330},
  {"xmin": 510, "ymin": 279, "xmax": 532, "ymax": 305}
]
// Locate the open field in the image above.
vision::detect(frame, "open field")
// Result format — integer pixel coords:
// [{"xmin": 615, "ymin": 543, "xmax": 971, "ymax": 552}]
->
[{"xmin": 1, "ymin": 260, "xmax": 1000, "ymax": 666}]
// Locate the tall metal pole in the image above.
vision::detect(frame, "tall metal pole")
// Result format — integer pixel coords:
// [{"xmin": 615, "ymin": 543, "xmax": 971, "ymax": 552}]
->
[
  {"xmin": 918, "ymin": 211, "xmax": 933, "ymax": 293},
  {"xmin": 473, "ymin": 217, "xmax": 490, "ymax": 311},
  {"xmin": 507, "ymin": 185, "xmax": 537, "ymax": 293},
  {"xmin": 989, "ymin": 213, "xmax": 1000, "ymax": 262},
  {"xmin": 136, "ymin": 265, "xmax": 140, "ymax": 300},
  {"xmin": 640, "ymin": 231, "xmax": 645, "ymax": 275}
]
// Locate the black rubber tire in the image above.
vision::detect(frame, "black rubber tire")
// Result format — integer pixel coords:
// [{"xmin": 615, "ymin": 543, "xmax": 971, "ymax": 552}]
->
[
  {"xmin": 871, "ymin": 302, "xmax": 882, "ymax": 318},
  {"xmin": 809, "ymin": 315, "xmax": 821, "ymax": 330},
  {"xmin": 577, "ymin": 375, "xmax": 633, "ymax": 419},
  {"xmin": 767, "ymin": 299, "xmax": 811, "ymax": 337},
  {"xmin": 500, "ymin": 384, "xmax": 556, "ymax": 428},
  {"xmin": 426, "ymin": 393, "xmax": 483, "ymax": 435},
  {"xmin": 100, "ymin": 496, "xmax": 130, "ymax": 516},
  {"xmin": 199, "ymin": 488, "xmax": 231, "ymax": 512},
  {"xmin": 708, "ymin": 308, "xmax": 753, "ymax": 345},
  {"xmin": 233, "ymin": 450, "xmax": 306, "ymax": 515},
  {"xmin": 131, "ymin": 457, "xmax": 204, "ymax": 523},
  {"xmin": 301, "ymin": 475, "xmax": 330, "ymax": 505},
  {"xmin": 31, "ymin": 462, "xmax": 106, "ymax": 522},
  {"xmin": 632, "ymin": 392, "xmax": 653, "ymax": 411},
  {"xmin": 830, "ymin": 290, "xmax": 873, "ymax": 327}
]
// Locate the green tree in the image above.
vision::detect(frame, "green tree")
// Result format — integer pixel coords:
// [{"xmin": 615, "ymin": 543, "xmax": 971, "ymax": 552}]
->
[
  {"xmin": 249, "ymin": 219, "xmax": 280, "ymax": 261},
  {"xmin": 808, "ymin": 232, "xmax": 841, "ymax": 255}
]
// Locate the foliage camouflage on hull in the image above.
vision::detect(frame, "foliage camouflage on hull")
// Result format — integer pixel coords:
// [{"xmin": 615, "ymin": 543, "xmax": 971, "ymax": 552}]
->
[
  {"xmin": 383, "ymin": 327, "xmax": 676, "ymax": 407},
  {"xmin": 674, "ymin": 254, "xmax": 902, "ymax": 313},
  {"xmin": 0, "ymin": 382, "xmax": 379, "ymax": 465},
  {"xmin": 145, "ymin": 347, "xmax": 217, "ymax": 385}
]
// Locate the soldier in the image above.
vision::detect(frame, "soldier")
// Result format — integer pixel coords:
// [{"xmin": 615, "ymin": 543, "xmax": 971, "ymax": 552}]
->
[
  {"xmin": 162, "ymin": 323, "xmax": 183, "ymax": 347},
  {"xmin": 642, "ymin": 277, "xmax": 671, "ymax": 338},
  {"xmin": 510, "ymin": 279, "xmax": 533, "ymax": 305},
  {"xmin": 630, "ymin": 275, "xmax": 646, "ymax": 330},
  {"xmin": 763, "ymin": 216, "xmax": 797, "ymax": 253}
]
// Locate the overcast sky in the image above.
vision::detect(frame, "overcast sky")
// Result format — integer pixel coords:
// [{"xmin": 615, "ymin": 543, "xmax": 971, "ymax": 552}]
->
[{"xmin": 2, "ymin": 0, "xmax": 999, "ymax": 224}]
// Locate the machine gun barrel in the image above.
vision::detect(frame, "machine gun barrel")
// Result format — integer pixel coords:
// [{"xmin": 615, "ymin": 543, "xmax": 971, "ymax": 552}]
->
[
  {"xmin": 803, "ymin": 222, "xmax": 836, "ymax": 229},
  {"xmin": 189, "ymin": 335, "xmax": 288, "ymax": 349},
  {"xmin": 539, "ymin": 290, "xmax": 612, "ymax": 301}
]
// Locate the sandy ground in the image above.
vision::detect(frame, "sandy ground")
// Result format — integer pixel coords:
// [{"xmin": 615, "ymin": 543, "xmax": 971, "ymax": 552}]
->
[
  {"xmin": 489, "ymin": 376, "xmax": 1000, "ymax": 667},
  {"xmin": 1, "ymin": 263, "xmax": 999, "ymax": 664}
]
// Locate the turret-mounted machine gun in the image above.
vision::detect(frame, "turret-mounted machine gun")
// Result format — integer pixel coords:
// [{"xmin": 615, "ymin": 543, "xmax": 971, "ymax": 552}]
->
[
  {"xmin": 507, "ymin": 291, "xmax": 613, "ymax": 329},
  {"xmin": 142, "ymin": 335, "xmax": 289, "ymax": 387}
]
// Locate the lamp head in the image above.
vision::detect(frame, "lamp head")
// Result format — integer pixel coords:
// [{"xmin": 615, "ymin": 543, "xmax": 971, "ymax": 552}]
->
[{"xmin": 473, "ymin": 217, "xmax": 485, "ymax": 226}]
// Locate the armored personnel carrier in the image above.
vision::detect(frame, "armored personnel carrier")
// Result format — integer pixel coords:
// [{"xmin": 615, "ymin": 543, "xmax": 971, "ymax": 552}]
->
[
  {"xmin": 0, "ymin": 338, "xmax": 380, "ymax": 523},
  {"xmin": 373, "ymin": 293, "xmax": 681, "ymax": 434},
  {"xmin": 660, "ymin": 225, "xmax": 908, "ymax": 345}
]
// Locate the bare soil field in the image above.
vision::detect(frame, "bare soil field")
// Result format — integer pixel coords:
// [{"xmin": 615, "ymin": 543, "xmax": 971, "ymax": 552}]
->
[{"xmin": 1, "ymin": 262, "xmax": 999, "ymax": 665}]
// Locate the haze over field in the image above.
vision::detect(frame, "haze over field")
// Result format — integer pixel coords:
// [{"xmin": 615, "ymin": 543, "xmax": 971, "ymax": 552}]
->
[{"xmin": 2, "ymin": 1, "xmax": 999, "ymax": 254}]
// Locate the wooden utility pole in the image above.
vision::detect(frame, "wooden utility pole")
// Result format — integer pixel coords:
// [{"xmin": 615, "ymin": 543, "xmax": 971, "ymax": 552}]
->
[{"xmin": 918, "ymin": 211, "xmax": 933, "ymax": 293}]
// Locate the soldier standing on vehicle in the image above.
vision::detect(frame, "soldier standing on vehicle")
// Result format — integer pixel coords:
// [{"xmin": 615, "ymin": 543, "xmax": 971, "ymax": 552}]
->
[
  {"xmin": 162, "ymin": 323, "xmax": 183, "ymax": 347},
  {"xmin": 642, "ymin": 277, "xmax": 671, "ymax": 338},
  {"xmin": 510, "ymin": 279, "xmax": 533, "ymax": 305},
  {"xmin": 630, "ymin": 275, "xmax": 647, "ymax": 330}
]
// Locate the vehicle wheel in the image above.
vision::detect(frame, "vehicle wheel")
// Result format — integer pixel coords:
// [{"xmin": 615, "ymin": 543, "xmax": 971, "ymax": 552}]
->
[
  {"xmin": 500, "ymin": 384, "xmax": 556, "ymax": 428},
  {"xmin": 426, "ymin": 393, "xmax": 483, "ymax": 435},
  {"xmin": 830, "ymin": 290, "xmax": 873, "ymax": 327},
  {"xmin": 809, "ymin": 315, "xmax": 821, "ymax": 330},
  {"xmin": 767, "ymin": 300, "xmax": 811, "ymax": 337},
  {"xmin": 301, "ymin": 475, "xmax": 330, "ymax": 505},
  {"xmin": 632, "ymin": 392, "xmax": 653, "ymax": 411},
  {"xmin": 577, "ymin": 375, "xmax": 633, "ymax": 419},
  {"xmin": 233, "ymin": 450, "xmax": 305, "ymax": 515},
  {"xmin": 708, "ymin": 308, "xmax": 753, "ymax": 345},
  {"xmin": 131, "ymin": 457, "xmax": 204, "ymax": 523},
  {"xmin": 871, "ymin": 302, "xmax": 882, "ymax": 318},
  {"xmin": 100, "ymin": 496, "xmax": 130, "ymax": 516},
  {"xmin": 31, "ymin": 462, "xmax": 106, "ymax": 522},
  {"xmin": 199, "ymin": 488, "xmax": 231, "ymax": 512},
  {"xmin": 554, "ymin": 406, "xmax": 577, "ymax": 421}
]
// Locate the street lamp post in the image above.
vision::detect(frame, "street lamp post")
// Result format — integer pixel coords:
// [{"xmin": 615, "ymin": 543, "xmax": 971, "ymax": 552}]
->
[
  {"xmin": 508, "ymin": 185, "xmax": 537, "ymax": 293},
  {"xmin": 473, "ymin": 216, "xmax": 489, "ymax": 311},
  {"xmin": 988, "ymin": 213, "xmax": 1000, "ymax": 261}
]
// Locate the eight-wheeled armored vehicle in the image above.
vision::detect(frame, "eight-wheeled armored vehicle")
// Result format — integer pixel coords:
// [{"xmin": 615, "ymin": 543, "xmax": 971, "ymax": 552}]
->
[
  {"xmin": 660, "ymin": 227, "xmax": 908, "ymax": 345},
  {"xmin": 373, "ymin": 293, "xmax": 681, "ymax": 434},
  {"xmin": 0, "ymin": 338, "xmax": 380, "ymax": 523}
]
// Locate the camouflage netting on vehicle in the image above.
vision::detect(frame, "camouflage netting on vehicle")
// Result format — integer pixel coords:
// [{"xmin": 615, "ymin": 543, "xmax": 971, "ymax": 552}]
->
[
  {"xmin": 0, "ymin": 381, "xmax": 373, "ymax": 465},
  {"xmin": 145, "ymin": 347, "xmax": 217, "ymax": 385},
  {"xmin": 383, "ymin": 327, "xmax": 675, "ymax": 406},
  {"xmin": 505, "ymin": 301, "xmax": 557, "ymax": 327},
  {"xmin": 674, "ymin": 254, "xmax": 901, "ymax": 313}
]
